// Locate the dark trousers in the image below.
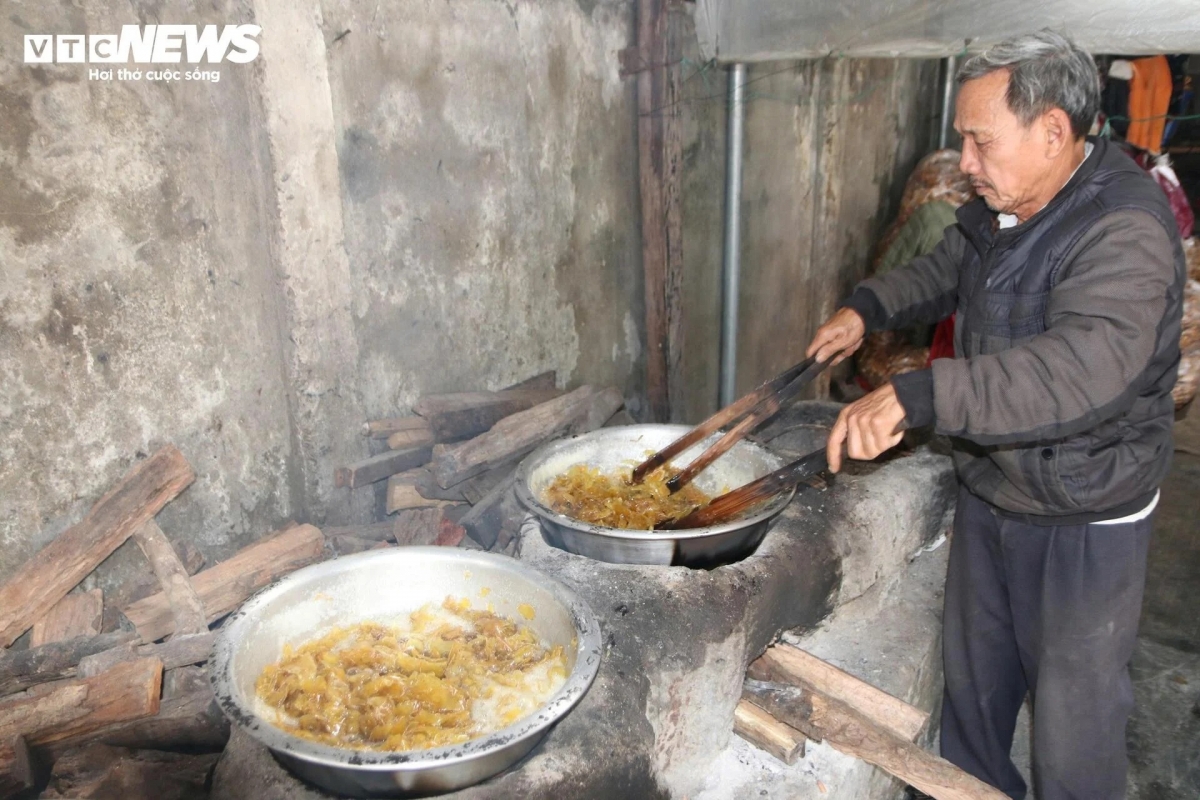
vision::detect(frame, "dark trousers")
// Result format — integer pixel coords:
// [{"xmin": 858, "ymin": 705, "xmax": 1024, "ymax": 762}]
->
[{"xmin": 940, "ymin": 486, "xmax": 1153, "ymax": 800}]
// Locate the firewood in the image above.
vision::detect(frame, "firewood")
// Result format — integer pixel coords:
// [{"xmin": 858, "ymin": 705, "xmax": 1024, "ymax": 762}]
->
[
  {"xmin": 0, "ymin": 658, "xmax": 162, "ymax": 765},
  {"xmin": 132, "ymin": 521, "xmax": 206, "ymax": 637},
  {"xmin": 505, "ymin": 371, "xmax": 557, "ymax": 392},
  {"xmin": 386, "ymin": 477, "xmax": 454, "ymax": 514},
  {"xmin": 334, "ymin": 445, "xmax": 433, "ymax": 489},
  {"xmin": 363, "ymin": 416, "xmax": 432, "ymax": 440},
  {"xmin": 101, "ymin": 542, "xmax": 204, "ymax": 635},
  {"xmin": 388, "ymin": 468, "xmax": 466, "ymax": 502},
  {"xmin": 0, "ymin": 446, "xmax": 195, "ymax": 647},
  {"xmin": 415, "ymin": 387, "xmax": 563, "ymax": 443},
  {"xmin": 391, "ymin": 508, "xmax": 445, "ymax": 547},
  {"xmin": 733, "ymin": 697, "xmax": 805, "ymax": 764},
  {"xmin": 430, "ymin": 386, "xmax": 622, "ymax": 488},
  {"xmin": 386, "ymin": 427, "xmax": 436, "ymax": 450},
  {"xmin": 747, "ymin": 644, "xmax": 928, "ymax": 742},
  {"xmin": 77, "ymin": 633, "xmax": 212, "ymax": 680},
  {"xmin": 330, "ymin": 535, "xmax": 383, "ymax": 556},
  {"xmin": 121, "ymin": 525, "xmax": 324, "ymax": 643},
  {"xmin": 457, "ymin": 456, "xmax": 523, "ymax": 506},
  {"xmin": 0, "ymin": 632, "xmax": 137, "ymax": 698},
  {"xmin": 459, "ymin": 475, "xmax": 519, "ymax": 550},
  {"xmin": 742, "ymin": 679, "xmax": 1007, "ymax": 800},
  {"xmin": 435, "ymin": 517, "xmax": 466, "ymax": 547},
  {"xmin": 30, "ymin": 590, "xmax": 103, "ymax": 648},
  {"xmin": 322, "ymin": 521, "xmax": 396, "ymax": 542},
  {"xmin": 41, "ymin": 743, "xmax": 218, "ymax": 800}
]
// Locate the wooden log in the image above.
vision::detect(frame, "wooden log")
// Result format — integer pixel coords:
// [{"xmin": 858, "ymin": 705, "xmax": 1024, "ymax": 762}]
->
[
  {"xmin": 389, "ymin": 468, "xmax": 466, "ymax": 502},
  {"xmin": 434, "ymin": 517, "xmax": 466, "ymax": 548},
  {"xmin": 457, "ymin": 456, "xmax": 523, "ymax": 506},
  {"xmin": 459, "ymin": 476, "xmax": 519, "ymax": 550},
  {"xmin": 0, "ymin": 658, "xmax": 162, "ymax": 756},
  {"xmin": 363, "ymin": 416, "xmax": 431, "ymax": 440},
  {"xmin": 733, "ymin": 696, "xmax": 805, "ymax": 765},
  {"xmin": 121, "ymin": 525, "xmax": 324, "ymax": 643},
  {"xmin": 430, "ymin": 386, "xmax": 622, "ymax": 488},
  {"xmin": 322, "ymin": 521, "xmax": 396, "ymax": 542},
  {"xmin": 132, "ymin": 521, "xmax": 207, "ymax": 638},
  {"xmin": 742, "ymin": 679, "xmax": 1008, "ymax": 800},
  {"xmin": 0, "ymin": 446, "xmax": 195, "ymax": 647},
  {"xmin": 101, "ymin": 542, "xmax": 205, "ymax": 635},
  {"xmin": 334, "ymin": 445, "xmax": 433, "ymax": 489},
  {"xmin": 415, "ymin": 388, "xmax": 563, "ymax": 443},
  {"xmin": 391, "ymin": 508, "xmax": 445, "ymax": 547},
  {"xmin": 77, "ymin": 633, "xmax": 212, "ymax": 680},
  {"xmin": 386, "ymin": 427, "xmax": 436, "ymax": 451},
  {"xmin": 41, "ymin": 743, "xmax": 218, "ymax": 800},
  {"xmin": 747, "ymin": 644, "xmax": 928, "ymax": 742},
  {"xmin": 0, "ymin": 632, "xmax": 137, "ymax": 698},
  {"xmin": 30, "ymin": 590, "xmax": 103, "ymax": 648},
  {"xmin": 386, "ymin": 477, "xmax": 454, "ymax": 514}
]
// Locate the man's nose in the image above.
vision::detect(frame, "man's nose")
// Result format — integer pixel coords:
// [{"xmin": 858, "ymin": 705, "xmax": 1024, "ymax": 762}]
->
[{"xmin": 959, "ymin": 143, "xmax": 980, "ymax": 177}]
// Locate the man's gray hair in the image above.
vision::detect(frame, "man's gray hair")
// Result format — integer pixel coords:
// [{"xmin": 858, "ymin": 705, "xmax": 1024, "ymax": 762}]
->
[{"xmin": 957, "ymin": 29, "xmax": 1100, "ymax": 138}]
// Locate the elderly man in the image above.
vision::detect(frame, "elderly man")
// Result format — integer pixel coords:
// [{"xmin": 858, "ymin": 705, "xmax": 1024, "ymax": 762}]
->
[{"xmin": 806, "ymin": 30, "xmax": 1186, "ymax": 800}]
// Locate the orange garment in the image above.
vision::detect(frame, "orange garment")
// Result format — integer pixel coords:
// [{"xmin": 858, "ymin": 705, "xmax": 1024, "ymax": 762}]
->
[{"xmin": 1126, "ymin": 55, "xmax": 1173, "ymax": 154}]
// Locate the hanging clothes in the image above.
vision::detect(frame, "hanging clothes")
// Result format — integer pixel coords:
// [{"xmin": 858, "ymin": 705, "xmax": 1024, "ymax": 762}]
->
[{"xmin": 1126, "ymin": 55, "xmax": 1173, "ymax": 154}]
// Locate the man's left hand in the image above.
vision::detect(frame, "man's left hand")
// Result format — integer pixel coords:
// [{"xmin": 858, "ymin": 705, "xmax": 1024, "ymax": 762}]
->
[{"xmin": 827, "ymin": 383, "xmax": 908, "ymax": 472}]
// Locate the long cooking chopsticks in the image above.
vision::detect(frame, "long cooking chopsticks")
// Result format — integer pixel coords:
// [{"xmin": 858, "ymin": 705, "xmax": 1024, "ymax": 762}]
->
[
  {"xmin": 657, "ymin": 448, "xmax": 829, "ymax": 530},
  {"xmin": 630, "ymin": 355, "xmax": 821, "ymax": 486}
]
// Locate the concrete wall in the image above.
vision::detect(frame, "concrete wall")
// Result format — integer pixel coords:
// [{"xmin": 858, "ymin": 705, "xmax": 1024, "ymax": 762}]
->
[
  {"xmin": 678, "ymin": 43, "xmax": 940, "ymax": 421},
  {"xmin": 0, "ymin": 0, "xmax": 642, "ymax": 588}
]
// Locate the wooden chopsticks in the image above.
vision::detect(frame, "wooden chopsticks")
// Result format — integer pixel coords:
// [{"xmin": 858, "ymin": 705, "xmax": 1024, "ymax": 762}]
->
[
  {"xmin": 631, "ymin": 356, "xmax": 831, "ymax": 493},
  {"xmin": 657, "ymin": 449, "xmax": 829, "ymax": 530}
]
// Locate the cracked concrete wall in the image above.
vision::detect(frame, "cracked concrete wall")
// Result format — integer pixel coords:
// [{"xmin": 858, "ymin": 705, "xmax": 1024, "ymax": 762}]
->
[{"xmin": 0, "ymin": 0, "xmax": 645, "ymax": 587}]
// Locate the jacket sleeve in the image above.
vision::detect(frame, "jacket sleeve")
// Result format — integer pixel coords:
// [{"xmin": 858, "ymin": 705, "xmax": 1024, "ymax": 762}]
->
[
  {"xmin": 841, "ymin": 224, "xmax": 966, "ymax": 333},
  {"xmin": 930, "ymin": 210, "xmax": 1179, "ymax": 446}
]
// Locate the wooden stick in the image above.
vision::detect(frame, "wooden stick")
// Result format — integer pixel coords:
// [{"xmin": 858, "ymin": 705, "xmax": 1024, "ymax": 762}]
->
[
  {"xmin": 132, "ymin": 521, "xmax": 207, "ymax": 638},
  {"xmin": 386, "ymin": 478, "xmax": 453, "ymax": 514},
  {"xmin": 386, "ymin": 428, "xmax": 436, "ymax": 451},
  {"xmin": 429, "ymin": 386, "xmax": 621, "ymax": 489},
  {"xmin": 77, "ymin": 633, "xmax": 212, "ymax": 680},
  {"xmin": 391, "ymin": 508, "xmax": 446, "ymax": 547},
  {"xmin": 0, "ymin": 632, "xmax": 137, "ymax": 698},
  {"xmin": 363, "ymin": 416, "xmax": 430, "ymax": 439},
  {"xmin": 659, "ymin": 449, "xmax": 828, "ymax": 530},
  {"xmin": 747, "ymin": 644, "xmax": 928, "ymax": 742},
  {"xmin": 733, "ymin": 697, "xmax": 805, "ymax": 764},
  {"xmin": 631, "ymin": 357, "xmax": 815, "ymax": 483},
  {"xmin": 666, "ymin": 359, "xmax": 829, "ymax": 493},
  {"xmin": 415, "ymin": 387, "xmax": 564, "ymax": 443},
  {"xmin": 121, "ymin": 525, "xmax": 324, "ymax": 643},
  {"xmin": 0, "ymin": 446, "xmax": 195, "ymax": 647},
  {"xmin": 0, "ymin": 658, "xmax": 162, "ymax": 751},
  {"xmin": 742, "ymin": 679, "xmax": 1007, "ymax": 800},
  {"xmin": 41, "ymin": 743, "xmax": 219, "ymax": 799},
  {"xmin": 334, "ymin": 445, "xmax": 433, "ymax": 489},
  {"xmin": 30, "ymin": 590, "xmax": 103, "ymax": 648}
]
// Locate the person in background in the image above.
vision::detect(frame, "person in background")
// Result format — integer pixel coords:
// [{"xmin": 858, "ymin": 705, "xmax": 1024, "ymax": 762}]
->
[{"xmin": 805, "ymin": 30, "xmax": 1186, "ymax": 800}]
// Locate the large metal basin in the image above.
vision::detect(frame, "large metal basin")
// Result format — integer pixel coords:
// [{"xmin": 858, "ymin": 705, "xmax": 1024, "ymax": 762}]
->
[
  {"xmin": 210, "ymin": 547, "xmax": 602, "ymax": 797},
  {"xmin": 515, "ymin": 424, "xmax": 794, "ymax": 567}
]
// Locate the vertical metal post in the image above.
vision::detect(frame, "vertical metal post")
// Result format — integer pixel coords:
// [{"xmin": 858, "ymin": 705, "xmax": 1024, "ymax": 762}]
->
[
  {"xmin": 938, "ymin": 55, "xmax": 958, "ymax": 149},
  {"xmin": 719, "ymin": 63, "xmax": 747, "ymax": 407}
]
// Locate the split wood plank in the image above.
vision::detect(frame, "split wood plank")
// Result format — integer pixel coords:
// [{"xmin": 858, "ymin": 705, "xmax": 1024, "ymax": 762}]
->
[
  {"xmin": 0, "ymin": 445, "xmax": 195, "ymax": 647},
  {"xmin": 391, "ymin": 508, "xmax": 446, "ymax": 547},
  {"xmin": 742, "ymin": 679, "xmax": 1008, "ymax": 800},
  {"xmin": 132, "ymin": 521, "xmax": 207, "ymax": 638},
  {"xmin": 386, "ymin": 428, "xmax": 436, "ymax": 451},
  {"xmin": 460, "ymin": 475, "xmax": 519, "ymax": 550},
  {"xmin": 733, "ymin": 697, "xmax": 805, "ymax": 765},
  {"xmin": 77, "ymin": 633, "xmax": 212, "ymax": 680},
  {"xmin": 363, "ymin": 416, "xmax": 431, "ymax": 440},
  {"xmin": 30, "ymin": 590, "xmax": 103, "ymax": 648},
  {"xmin": 121, "ymin": 525, "xmax": 324, "ymax": 643},
  {"xmin": 0, "ymin": 632, "xmax": 137, "ymax": 698},
  {"xmin": 0, "ymin": 658, "xmax": 162, "ymax": 757},
  {"xmin": 430, "ymin": 386, "xmax": 623, "ymax": 488},
  {"xmin": 386, "ymin": 478, "xmax": 455, "ymax": 514},
  {"xmin": 388, "ymin": 468, "xmax": 466, "ymax": 502},
  {"xmin": 334, "ymin": 445, "xmax": 433, "ymax": 489},
  {"xmin": 41, "ymin": 743, "xmax": 219, "ymax": 800},
  {"xmin": 101, "ymin": 541, "xmax": 205, "ymax": 635},
  {"xmin": 415, "ymin": 387, "xmax": 563, "ymax": 443},
  {"xmin": 747, "ymin": 644, "xmax": 928, "ymax": 742},
  {"xmin": 51, "ymin": 684, "xmax": 227, "ymax": 756}
]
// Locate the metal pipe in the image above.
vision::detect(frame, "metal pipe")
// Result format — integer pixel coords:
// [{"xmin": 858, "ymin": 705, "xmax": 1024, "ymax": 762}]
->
[
  {"xmin": 938, "ymin": 55, "xmax": 958, "ymax": 149},
  {"xmin": 719, "ymin": 63, "xmax": 747, "ymax": 408}
]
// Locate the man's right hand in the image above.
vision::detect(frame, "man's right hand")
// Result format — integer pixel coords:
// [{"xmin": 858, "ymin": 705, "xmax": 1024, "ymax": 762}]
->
[{"xmin": 806, "ymin": 307, "xmax": 866, "ymax": 365}]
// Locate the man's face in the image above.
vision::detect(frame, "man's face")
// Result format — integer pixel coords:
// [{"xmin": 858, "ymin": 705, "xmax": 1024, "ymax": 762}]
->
[{"xmin": 954, "ymin": 69, "xmax": 1048, "ymax": 216}]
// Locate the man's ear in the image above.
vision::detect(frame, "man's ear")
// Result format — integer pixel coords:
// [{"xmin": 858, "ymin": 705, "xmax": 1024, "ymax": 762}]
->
[{"xmin": 1041, "ymin": 108, "xmax": 1072, "ymax": 158}]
